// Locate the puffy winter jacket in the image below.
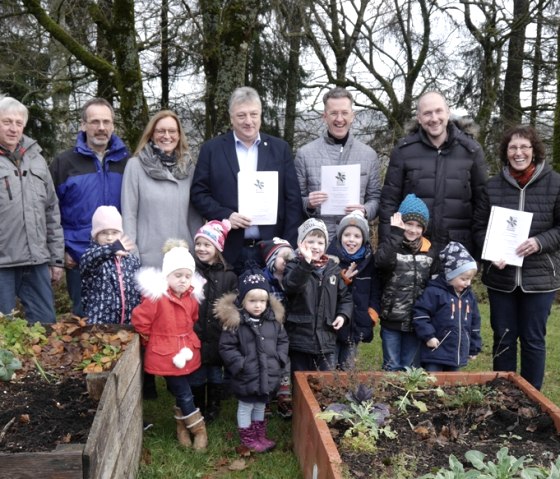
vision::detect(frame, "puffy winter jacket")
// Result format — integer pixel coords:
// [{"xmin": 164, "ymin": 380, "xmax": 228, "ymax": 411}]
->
[
  {"xmin": 473, "ymin": 162, "xmax": 560, "ymax": 293},
  {"xmin": 49, "ymin": 132, "xmax": 129, "ymax": 262},
  {"xmin": 282, "ymin": 257, "xmax": 353, "ymax": 355},
  {"xmin": 380, "ymin": 121, "xmax": 487, "ymax": 256},
  {"xmin": 194, "ymin": 258, "xmax": 237, "ymax": 365},
  {"xmin": 0, "ymin": 135, "xmax": 64, "ymax": 268},
  {"xmin": 375, "ymin": 228, "xmax": 436, "ymax": 332},
  {"xmin": 217, "ymin": 294, "xmax": 289, "ymax": 400},
  {"xmin": 413, "ymin": 275, "xmax": 482, "ymax": 368},
  {"xmin": 80, "ymin": 241, "xmax": 141, "ymax": 324},
  {"xmin": 326, "ymin": 241, "xmax": 381, "ymax": 343}
]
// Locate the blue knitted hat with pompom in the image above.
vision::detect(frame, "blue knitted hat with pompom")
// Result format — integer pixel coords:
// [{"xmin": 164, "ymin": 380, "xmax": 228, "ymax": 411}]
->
[{"xmin": 398, "ymin": 194, "xmax": 429, "ymax": 231}]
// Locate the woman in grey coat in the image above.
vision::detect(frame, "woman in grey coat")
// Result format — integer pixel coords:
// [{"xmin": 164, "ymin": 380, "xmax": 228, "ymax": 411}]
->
[{"xmin": 121, "ymin": 110, "xmax": 203, "ymax": 268}]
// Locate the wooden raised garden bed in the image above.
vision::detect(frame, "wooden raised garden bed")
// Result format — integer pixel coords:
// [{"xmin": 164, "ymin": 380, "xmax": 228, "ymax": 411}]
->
[
  {"xmin": 0, "ymin": 334, "xmax": 142, "ymax": 479},
  {"xmin": 292, "ymin": 371, "xmax": 560, "ymax": 479}
]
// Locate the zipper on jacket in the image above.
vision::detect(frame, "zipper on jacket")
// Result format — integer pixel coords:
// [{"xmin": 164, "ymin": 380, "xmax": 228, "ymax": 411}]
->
[
  {"xmin": 456, "ymin": 298, "xmax": 462, "ymax": 365},
  {"xmin": 115, "ymin": 257, "xmax": 126, "ymax": 324},
  {"xmin": 4, "ymin": 177, "xmax": 12, "ymax": 200}
]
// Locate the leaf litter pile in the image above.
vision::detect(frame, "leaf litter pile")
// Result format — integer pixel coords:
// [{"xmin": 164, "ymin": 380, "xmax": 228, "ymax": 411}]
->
[
  {"xmin": 310, "ymin": 373, "xmax": 560, "ymax": 478},
  {"xmin": 0, "ymin": 315, "xmax": 134, "ymax": 453}
]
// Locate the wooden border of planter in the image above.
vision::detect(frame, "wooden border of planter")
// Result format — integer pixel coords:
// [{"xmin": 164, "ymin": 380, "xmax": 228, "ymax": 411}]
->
[
  {"xmin": 0, "ymin": 334, "xmax": 142, "ymax": 479},
  {"xmin": 292, "ymin": 371, "xmax": 560, "ymax": 479}
]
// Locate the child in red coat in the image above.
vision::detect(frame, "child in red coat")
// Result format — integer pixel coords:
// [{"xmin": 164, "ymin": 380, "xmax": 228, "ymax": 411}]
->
[{"xmin": 132, "ymin": 239, "xmax": 207, "ymax": 451}]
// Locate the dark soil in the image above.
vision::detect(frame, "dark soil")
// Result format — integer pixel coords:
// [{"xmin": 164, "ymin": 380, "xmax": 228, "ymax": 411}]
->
[
  {"xmin": 310, "ymin": 376, "xmax": 560, "ymax": 478},
  {"xmin": 0, "ymin": 369, "xmax": 97, "ymax": 453}
]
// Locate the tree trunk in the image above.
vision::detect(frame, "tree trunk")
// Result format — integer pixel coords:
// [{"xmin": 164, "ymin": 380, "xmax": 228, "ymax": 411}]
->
[
  {"xmin": 161, "ymin": 0, "xmax": 169, "ymax": 109},
  {"xmin": 552, "ymin": 21, "xmax": 560, "ymax": 169},
  {"xmin": 529, "ymin": 0, "xmax": 545, "ymax": 127},
  {"xmin": 501, "ymin": 0, "xmax": 530, "ymax": 128}
]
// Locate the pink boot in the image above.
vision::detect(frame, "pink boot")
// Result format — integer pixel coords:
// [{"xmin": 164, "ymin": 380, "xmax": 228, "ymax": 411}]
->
[
  {"xmin": 252, "ymin": 420, "xmax": 276, "ymax": 451},
  {"xmin": 238, "ymin": 426, "xmax": 268, "ymax": 453}
]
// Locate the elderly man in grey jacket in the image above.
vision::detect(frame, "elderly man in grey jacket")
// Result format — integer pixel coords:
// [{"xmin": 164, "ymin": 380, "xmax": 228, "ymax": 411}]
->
[
  {"xmin": 0, "ymin": 97, "xmax": 64, "ymax": 323},
  {"xmin": 295, "ymin": 87, "xmax": 381, "ymax": 240}
]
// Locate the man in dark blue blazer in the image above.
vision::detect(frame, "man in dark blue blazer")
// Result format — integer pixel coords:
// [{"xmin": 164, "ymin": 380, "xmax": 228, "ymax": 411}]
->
[{"xmin": 191, "ymin": 87, "xmax": 303, "ymax": 272}]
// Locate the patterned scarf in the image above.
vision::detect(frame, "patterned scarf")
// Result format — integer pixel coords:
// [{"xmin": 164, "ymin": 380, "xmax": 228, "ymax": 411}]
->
[
  {"xmin": 149, "ymin": 140, "xmax": 177, "ymax": 171},
  {"xmin": 0, "ymin": 143, "xmax": 25, "ymax": 167},
  {"xmin": 508, "ymin": 162, "xmax": 536, "ymax": 188}
]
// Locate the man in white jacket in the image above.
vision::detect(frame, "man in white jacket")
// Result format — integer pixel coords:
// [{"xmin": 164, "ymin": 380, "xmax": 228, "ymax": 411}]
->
[{"xmin": 294, "ymin": 87, "xmax": 381, "ymax": 240}]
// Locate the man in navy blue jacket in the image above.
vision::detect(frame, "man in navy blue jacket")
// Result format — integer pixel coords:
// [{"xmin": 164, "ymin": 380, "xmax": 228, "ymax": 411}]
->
[
  {"xmin": 49, "ymin": 98, "xmax": 129, "ymax": 317},
  {"xmin": 191, "ymin": 87, "xmax": 302, "ymax": 273}
]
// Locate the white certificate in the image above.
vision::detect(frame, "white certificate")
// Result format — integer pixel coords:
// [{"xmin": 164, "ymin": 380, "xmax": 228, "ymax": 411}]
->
[
  {"xmin": 481, "ymin": 206, "xmax": 533, "ymax": 267},
  {"xmin": 320, "ymin": 164, "xmax": 360, "ymax": 215},
  {"xmin": 237, "ymin": 171, "xmax": 278, "ymax": 225}
]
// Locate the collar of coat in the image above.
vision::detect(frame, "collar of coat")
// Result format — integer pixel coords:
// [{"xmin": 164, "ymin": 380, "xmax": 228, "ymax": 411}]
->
[{"xmin": 214, "ymin": 292, "xmax": 285, "ymax": 331}]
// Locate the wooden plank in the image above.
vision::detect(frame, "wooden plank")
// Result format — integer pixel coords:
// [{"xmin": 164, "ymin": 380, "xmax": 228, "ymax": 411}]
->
[
  {"xmin": 109, "ymin": 398, "xmax": 143, "ymax": 479},
  {"xmin": 0, "ymin": 447, "xmax": 83, "ymax": 479},
  {"xmin": 86, "ymin": 372, "xmax": 110, "ymax": 401}
]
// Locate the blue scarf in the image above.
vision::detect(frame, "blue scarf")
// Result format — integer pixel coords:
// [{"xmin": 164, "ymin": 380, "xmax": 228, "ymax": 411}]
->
[{"xmin": 339, "ymin": 245, "xmax": 366, "ymax": 264}]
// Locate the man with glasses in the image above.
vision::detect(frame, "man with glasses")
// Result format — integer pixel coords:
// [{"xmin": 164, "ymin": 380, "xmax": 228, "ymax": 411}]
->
[
  {"xmin": 379, "ymin": 91, "xmax": 488, "ymax": 257},
  {"xmin": 49, "ymin": 98, "xmax": 130, "ymax": 318}
]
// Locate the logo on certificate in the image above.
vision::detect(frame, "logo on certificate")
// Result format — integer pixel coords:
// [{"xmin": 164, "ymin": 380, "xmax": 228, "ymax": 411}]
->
[
  {"xmin": 254, "ymin": 179, "xmax": 265, "ymax": 192},
  {"xmin": 335, "ymin": 171, "xmax": 346, "ymax": 185},
  {"xmin": 506, "ymin": 216, "xmax": 518, "ymax": 231}
]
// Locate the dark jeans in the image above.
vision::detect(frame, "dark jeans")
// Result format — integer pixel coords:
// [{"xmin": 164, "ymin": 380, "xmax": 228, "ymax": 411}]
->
[
  {"xmin": 381, "ymin": 327, "xmax": 421, "ymax": 371},
  {"xmin": 187, "ymin": 365, "xmax": 223, "ymax": 386},
  {"xmin": 335, "ymin": 340, "xmax": 357, "ymax": 370},
  {"xmin": 0, "ymin": 264, "xmax": 56, "ymax": 323},
  {"xmin": 165, "ymin": 375, "xmax": 196, "ymax": 416},
  {"xmin": 488, "ymin": 287, "xmax": 555, "ymax": 390},
  {"xmin": 290, "ymin": 350, "xmax": 336, "ymax": 373},
  {"xmin": 65, "ymin": 267, "xmax": 84, "ymax": 317}
]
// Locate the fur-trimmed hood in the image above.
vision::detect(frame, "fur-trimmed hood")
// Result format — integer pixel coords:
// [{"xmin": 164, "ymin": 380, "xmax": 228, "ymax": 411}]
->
[
  {"xmin": 135, "ymin": 266, "xmax": 205, "ymax": 303},
  {"xmin": 214, "ymin": 292, "xmax": 285, "ymax": 330},
  {"xmin": 405, "ymin": 117, "xmax": 480, "ymax": 138}
]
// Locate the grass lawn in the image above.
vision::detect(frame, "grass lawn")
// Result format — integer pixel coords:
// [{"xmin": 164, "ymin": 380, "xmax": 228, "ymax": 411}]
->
[{"xmin": 138, "ymin": 302, "xmax": 560, "ymax": 478}]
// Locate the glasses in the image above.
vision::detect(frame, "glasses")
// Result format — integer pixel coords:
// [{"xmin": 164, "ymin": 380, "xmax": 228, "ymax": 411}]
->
[
  {"xmin": 86, "ymin": 119, "xmax": 113, "ymax": 128},
  {"xmin": 154, "ymin": 128, "xmax": 179, "ymax": 136},
  {"xmin": 508, "ymin": 145, "xmax": 532, "ymax": 152}
]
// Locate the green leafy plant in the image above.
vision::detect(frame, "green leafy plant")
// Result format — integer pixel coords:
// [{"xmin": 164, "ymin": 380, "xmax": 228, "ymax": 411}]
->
[
  {"xmin": 384, "ymin": 367, "xmax": 445, "ymax": 412},
  {"xmin": 442, "ymin": 385, "xmax": 491, "ymax": 408},
  {"xmin": 0, "ymin": 314, "xmax": 47, "ymax": 357},
  {"xmin": 0, "ymin": 348, "xmax": 22, "ymax": 381},
  {"xmin": 317, "ymin": 400, "xmax": 395, "ymax": 453},
  {"xmin": 418, "ymin": 447, "xmax": 556, "ymax": 479}
]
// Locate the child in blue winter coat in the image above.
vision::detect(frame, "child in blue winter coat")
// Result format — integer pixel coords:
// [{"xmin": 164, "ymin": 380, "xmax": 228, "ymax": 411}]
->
[
  {"xmin": 413, "ymin": 241, "xmax": 482, "ymax": 372},
  {"xmin": 326, "ymin": 211, "xmax": 381, "ymax": 370},
  {"xmin": 216, "ymin": 268, "xmax": 289, "ymax": 453},
  {"xmin": 80, "ymin": 206, "xmax": 141, "ymax": 324}
]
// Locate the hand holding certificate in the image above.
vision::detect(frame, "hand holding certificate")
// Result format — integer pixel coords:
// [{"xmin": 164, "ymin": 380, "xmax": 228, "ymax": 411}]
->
[{"xmin": 481, "ymin": 206, "xmax": 533, "ymax": 267}]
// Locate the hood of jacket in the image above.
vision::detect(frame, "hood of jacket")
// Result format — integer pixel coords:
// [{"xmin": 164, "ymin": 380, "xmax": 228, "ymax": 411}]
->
[
  {"xmin": 135, "ymin": 266, "xmax": 205, "ymax": 303},
  {"xmin": 75, "ymin": 131, "xmax": 129, "ymax": 161},
  {"xmin": 214, "ymin": 292, "xmax": 285, "ymax": 330}
]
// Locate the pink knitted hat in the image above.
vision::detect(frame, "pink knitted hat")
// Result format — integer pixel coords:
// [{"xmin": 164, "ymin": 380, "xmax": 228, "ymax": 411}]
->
[
  {"xmin": 194, "ymin": 219, "xmax": 232, "ymax": 252},
  {"xmin": 91, "ymin": 206, "xmax": 123, "ymax": 238}
]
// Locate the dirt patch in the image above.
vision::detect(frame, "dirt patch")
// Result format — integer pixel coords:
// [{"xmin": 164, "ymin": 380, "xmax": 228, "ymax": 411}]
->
[
  {"xmin": 0, "ymin": 370, "xmax": 97, "ymax": 452},
  {"xmin": 310, "ymin": 376, "xmax": 560, "ymax": 478}
]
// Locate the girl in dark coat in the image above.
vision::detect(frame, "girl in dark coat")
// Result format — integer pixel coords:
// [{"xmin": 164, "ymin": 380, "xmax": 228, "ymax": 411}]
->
[
  {"xmin": 188, "ymin": 219, "xmax": 237, "ymax": 422},
  {"xmin": 326, "ymin": 211, "xmax": 381, "ymax": 370},
  {"xmin": 80, "ymin": 206, "xmax": 140, "ymax": 324},
  {"xmin": 216, "ymin": 269, "xmax": 289, "ymax": 453}
]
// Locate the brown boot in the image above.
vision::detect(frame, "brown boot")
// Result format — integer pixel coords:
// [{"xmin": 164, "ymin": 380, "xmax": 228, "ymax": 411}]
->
[
  {"xmin": 173, "ymin": 406, "xmax": 192, "ymax": 448},
  {"xmin": 184, "ymin": 408, "xmax": 208, "ymax": 452}
]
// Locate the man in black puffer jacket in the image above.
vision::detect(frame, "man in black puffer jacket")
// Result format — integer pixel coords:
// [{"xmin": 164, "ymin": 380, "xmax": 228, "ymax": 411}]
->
[{"xmin": 379, "ymin": 92, "xmax": 488, "ymax": 258}]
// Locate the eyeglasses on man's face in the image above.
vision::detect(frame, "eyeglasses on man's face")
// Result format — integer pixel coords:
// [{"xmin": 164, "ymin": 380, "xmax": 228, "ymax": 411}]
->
[{"xmin": 507, "ymin": 145, "xmax": 532, "ymax": 152}]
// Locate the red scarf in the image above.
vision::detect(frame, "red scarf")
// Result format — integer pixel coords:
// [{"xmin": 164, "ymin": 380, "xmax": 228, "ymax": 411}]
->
[{"xmin": 509, "ymin": 163, "xmax": 536, "ymax": 187}]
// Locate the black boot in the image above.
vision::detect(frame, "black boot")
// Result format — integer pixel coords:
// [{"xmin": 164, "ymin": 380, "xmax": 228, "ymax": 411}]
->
[
  {"xmin": 206, "ymin": 383, "xmax": 222, "ymax": 422},
  {"xmin": 143, "ymin": 372, "xmax": 158, "ymax": 400},
  {"xmin": 191, "ymin": 384, "xmax": 207, "ymax": 416}
]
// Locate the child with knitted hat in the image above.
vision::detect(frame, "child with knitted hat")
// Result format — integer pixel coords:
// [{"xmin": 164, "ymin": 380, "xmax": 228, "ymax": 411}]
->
[
  {"xmin": 326, "ymin": 210, "xmax": 381, "ymax": 370},
  {"xmin": 216, "ymin": 267, "xmax": 289, "ymax": 452},
  {"xmin": 80, "ymin": 205, "xmax": 141, "ymax": 324},
  {"xmin": 282, "ymin": 218, "xmax": 353, "ymax": 372},
  {"xmin": 258, "ymin": 237, "xmax": 295, "ymax": 418},
  {"xmin": 132, "ymin": 239, "xmax": 208, "ymax": 451},
  {"xmin": 188, "ymin": 220, "xmax": 238, "ymax": 422},
  {"xmin": 413, "ymin": 241, "xmax": 482, "ymax": 372},
  {"xmin": 375, "ymin": 194, "xmax": 437, "ymax": 371}
]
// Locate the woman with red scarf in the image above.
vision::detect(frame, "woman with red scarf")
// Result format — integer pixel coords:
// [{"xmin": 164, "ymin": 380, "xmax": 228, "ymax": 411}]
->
[{"xmin": 473, "ymin": 125, "xmax": 560, "ymax": 390}]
